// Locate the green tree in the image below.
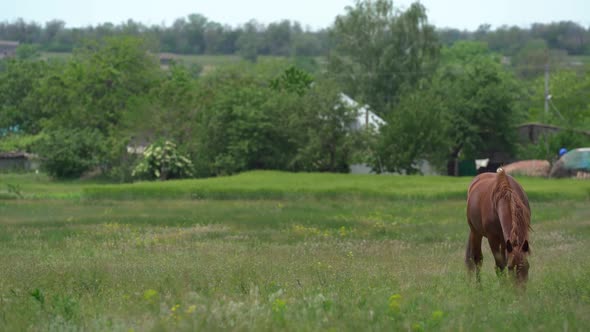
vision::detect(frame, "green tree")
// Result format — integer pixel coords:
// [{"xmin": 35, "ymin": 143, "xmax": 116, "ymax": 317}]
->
[
  {"xmin": 185, "ymin": 14, "xmax": 208, "ymax": 54},
  {"xmin": 292, "ymin": 30, "xmax": 324, "ymax": 57},
  {"xmin": 15, "ymin": 44, "xmax": 41, "ymax": 60},
  {"xmin": 511, "ymin": 39, "xmax": 569, "ymax": 79},
  {"xmin": 531, "ymin": 21, "xmax": 588, "ymax": 55},
  {"xmin": 123, "ymin": 63, "xmax": 202, "ymax": 160},
  {"xmin": 32, "ymin": 36, "xmax": 162, "ymax": 178},
  {"xmin": 236, "ymin": 20, "xmax": 263, "ymax": 62},
  {"xmin": 193, "ymin": 66, "xmax": 296, "ymax": 176},
  {"xmin": 528, "ymin": 68, "xmax": 590, "ymax": 129},
  {"xmin": 203, "ymin": 22, "xmax": 229, "ymax": 54},
  {"xmin": 0, "ymin": 58, "xmax": 50, "ymax": 134},
  {"xmin": 262, "ymin": 20, "xmax": 293, "ymax": 56},
  {"xmin": 269, "ymin": 65, "xmax": 314, "ymax": 96},
  {"xmin": 287, "ymin": 79, "xmax": 359, "ymax": 172},
  {"xmin": 375, "ymin": 85, "xmax": 448, "ymax": 174},
  {"xmin": 328, "ymin": 0, "xmax": 440, "ymax": 115},
  {"xmin": 440, "ymin": 45, "xmax": 525, "ymax": 173},
  {"xmin": 376, "ymin": 42, "xmax": 525, "ymax": 175}
]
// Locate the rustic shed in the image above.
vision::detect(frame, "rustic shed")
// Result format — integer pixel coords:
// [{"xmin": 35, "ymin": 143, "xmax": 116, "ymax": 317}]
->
[
  {"xmin": 517, "ymin": 122, "xmax": 590, "ymax": 144},
  {"xmin": 0, "ymin": 152, "xmax": 39, "ymax": 171},
  {"xmin": 0, "ymin": 40, "xmax": 19, "ymax": 59}
]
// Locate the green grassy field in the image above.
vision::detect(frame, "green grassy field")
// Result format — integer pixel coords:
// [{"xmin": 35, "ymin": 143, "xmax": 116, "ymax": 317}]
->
[{"xmin": 1, "ymin": 171, "xmax": 589, "ymax": 331}]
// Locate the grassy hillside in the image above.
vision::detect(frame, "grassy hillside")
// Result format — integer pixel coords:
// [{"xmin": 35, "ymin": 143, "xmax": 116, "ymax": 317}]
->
[
  {"xmin": 3, "ymin": 171, "xmax": 589, "ymax": 201},
  {"xmin": 84, "ymin": 171, "xmax": 590, "ymax": 201}
]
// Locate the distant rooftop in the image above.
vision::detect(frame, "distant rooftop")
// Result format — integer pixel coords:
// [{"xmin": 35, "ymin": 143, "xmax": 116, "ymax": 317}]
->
[
  {"xmin": 0, "ymin": 40, "xmax": 19, "ymax": 47},
  {"xmin": 0, "ymin": 40, "xmax": 19, "ymax": 59}
]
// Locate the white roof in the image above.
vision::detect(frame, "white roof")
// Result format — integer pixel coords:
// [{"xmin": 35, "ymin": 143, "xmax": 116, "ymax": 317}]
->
[{"xmin": 340, "ymin": 93, "xmax": 386, "ymax": 130}]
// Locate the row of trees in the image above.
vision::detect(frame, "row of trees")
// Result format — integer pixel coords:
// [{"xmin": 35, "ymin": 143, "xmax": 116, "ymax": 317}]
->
[
  {"xmin": 439, "ymin": 21, "xmax": 590, "ymax": 56},
  {"xmin": 1, "ymin": 0, "xmax": 589, "ymax": 179},
  {"xmin": 1, "ymin": 12, "xmax": 589, "ymax": 58},
  {"xmin": 0, "ymin": 16, "xmax": 329, "ymax": 57}
]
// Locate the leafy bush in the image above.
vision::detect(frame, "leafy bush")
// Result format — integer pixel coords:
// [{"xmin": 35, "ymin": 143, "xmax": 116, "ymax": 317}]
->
[
  {"xmin": 0, "ymin": 133, "xmax": 45, "ymax": 152},
  {"xmin": 132, "ymin": 140, "xmax": 194, "ymax": 180},
  {"xmin": 194, "ymin": 67, "xmax": 299, "ymax": 176},
  {"xmin": 35, "ymin": 129, "xmax": 105, "ymax": 179}
]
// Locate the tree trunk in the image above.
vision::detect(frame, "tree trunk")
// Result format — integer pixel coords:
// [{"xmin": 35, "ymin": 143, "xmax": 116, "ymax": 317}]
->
[{"xmin": 447, "ymin": 145, "xmax": 463, "ymax": 176}]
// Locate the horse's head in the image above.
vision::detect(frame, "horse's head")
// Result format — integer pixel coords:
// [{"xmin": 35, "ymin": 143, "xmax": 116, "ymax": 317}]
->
[{"xmin": 506, "ymin": 239, "xmax": 530, "ymax": 283}]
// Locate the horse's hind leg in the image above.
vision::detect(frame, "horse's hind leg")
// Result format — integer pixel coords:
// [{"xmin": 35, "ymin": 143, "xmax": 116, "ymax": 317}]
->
[
  {"xmin": 488, "ymin": 238, "xmax": 506, "ymax": 277},
  {"xmin": 465, "ymin": 229, "xmax": 483, "ymax": 281}
]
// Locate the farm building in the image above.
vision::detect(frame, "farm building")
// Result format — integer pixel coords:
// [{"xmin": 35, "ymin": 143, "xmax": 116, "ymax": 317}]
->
[
  {"xmin": 339, "ymin": 93, "xmax": 386, "ymax": 131},
  {"xmin": 517, "ymin": 122, "xmax": 590, "ymax": 144},
  {"xmin": 159, "ymin": 53, "xmax": 178, "ymax": 69},
  {"xmin": 340, "ymin": 94, "xmax": 441, "ymax": 175},
  {"xmin": 0, "ymin": 152, "xmax": 39, "ymax": 172},
  {"xmin": 339, "ymin": 94, "xmax": 386, "ymax": 174},
  {"xmin": 0, "ymin": 40, "xmax": 19, "ymax": 59}
]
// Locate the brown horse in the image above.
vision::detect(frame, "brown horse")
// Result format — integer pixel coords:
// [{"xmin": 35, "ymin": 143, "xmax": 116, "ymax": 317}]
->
[{"xmin": 466, "ymin": 168, "xmax": 532, "ymax": 283}]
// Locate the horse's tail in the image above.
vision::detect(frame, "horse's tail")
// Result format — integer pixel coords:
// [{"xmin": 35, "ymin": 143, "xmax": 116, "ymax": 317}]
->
[
  {"xmin": 493, "ymin": 167, "xmax": 531, "ymax": 245},
  {"xmin": 492, "ymin": 167, "xmax": 511, "ymax": 202}
]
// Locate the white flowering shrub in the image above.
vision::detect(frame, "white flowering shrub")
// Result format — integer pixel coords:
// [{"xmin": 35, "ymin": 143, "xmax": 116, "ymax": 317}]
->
[{"xmin": 132, "ymin": 140, "xmax": 194, "ymax": 180}]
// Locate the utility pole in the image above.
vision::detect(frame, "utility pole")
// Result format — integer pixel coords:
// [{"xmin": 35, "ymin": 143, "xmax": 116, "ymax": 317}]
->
[
  {"xmin": 543, "ymin": 50, "xmax": 550, "ymax": 159},
  {"xmin": 544, "ymin": 51, "xmax": 550, "ymax": 120}
]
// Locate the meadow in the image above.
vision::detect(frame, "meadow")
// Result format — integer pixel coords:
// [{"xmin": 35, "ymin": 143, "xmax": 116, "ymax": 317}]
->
[{"xmin": 0, "ymin": 171, "xmax": 589, "ymax": 331}]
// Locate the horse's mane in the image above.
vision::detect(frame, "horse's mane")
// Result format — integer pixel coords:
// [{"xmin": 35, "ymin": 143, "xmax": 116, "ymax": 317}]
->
[{"xmin": 491, "ymin": 168, "xmax": 531, "ymax": 247}]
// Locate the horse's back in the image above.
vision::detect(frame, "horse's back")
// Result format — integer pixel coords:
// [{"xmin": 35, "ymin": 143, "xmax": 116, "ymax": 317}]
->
[
  {"xmin": 466, "ymin": 173, "xmax": 496, "ymax": 234},
  {"xmin": 467, "ymin": 172, "xmax": 496, "ymax": 195},
  {"xmin": 467, "ymin": 172, "xmax": 496, "ymax": 209},
  {"xmin": 466, "ymin": 171, "xmax": 530, "ymax": 235},
  {"xmin": 468, "ymin": 172, "xmax": 529, "ymax": 205}
]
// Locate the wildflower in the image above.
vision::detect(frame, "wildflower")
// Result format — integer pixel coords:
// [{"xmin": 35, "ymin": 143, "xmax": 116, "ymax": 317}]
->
[
  {"xmin": 339, "ymin": 226, "xmax": 348, "ymax": 237},
  {"xmin": 185, "ymin": 305, "xmax": 197, "ymax": 314},
  {"xmin": 272, "ymin": 298, "xmax": 287, "ymax": 313},
  {"xmin": 143, "ymin": 289, "xmax": 158, "ymax": 303},
  {"xmin": 412, "ymin": 322, "xmax": 424, "ymax": 331},
  {"xmin": 432, "ymin": 310, "xmax": 444, "ymax": 320},
  {"xmin": 388, "ymin": 294, "xmax": 402, "ymax": 313}
]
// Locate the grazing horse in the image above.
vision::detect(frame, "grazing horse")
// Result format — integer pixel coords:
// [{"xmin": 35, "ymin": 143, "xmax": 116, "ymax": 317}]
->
[{"xmin": 466, "ymin": 168, "xmax": 532, "ymax": 283}]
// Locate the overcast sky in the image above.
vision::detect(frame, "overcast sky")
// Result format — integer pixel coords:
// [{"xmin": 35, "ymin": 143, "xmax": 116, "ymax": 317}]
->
[{"xmin": 1, "ymin": 0, "xmax": 589, "ymax": 31}]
